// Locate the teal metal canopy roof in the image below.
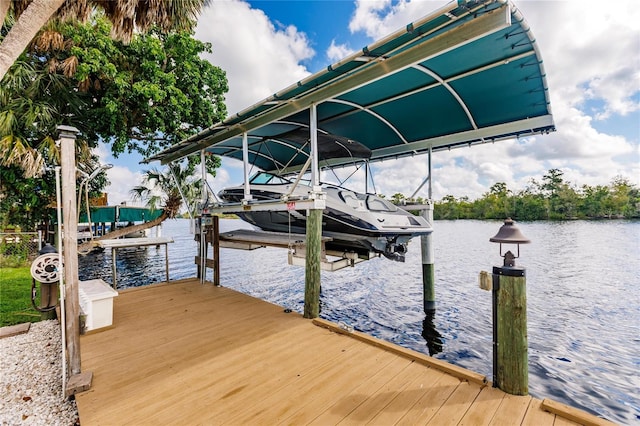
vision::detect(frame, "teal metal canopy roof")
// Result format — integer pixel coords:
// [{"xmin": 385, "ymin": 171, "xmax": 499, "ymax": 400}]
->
[{"xmin": 146, "ymin": 0, "xmax": 554, "ymax": 174}]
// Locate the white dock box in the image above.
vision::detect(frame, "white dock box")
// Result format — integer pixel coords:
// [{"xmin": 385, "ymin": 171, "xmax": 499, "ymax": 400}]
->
[{"xmin": 79, "ymin": 279, "xmax": 118, "ymax": 331}]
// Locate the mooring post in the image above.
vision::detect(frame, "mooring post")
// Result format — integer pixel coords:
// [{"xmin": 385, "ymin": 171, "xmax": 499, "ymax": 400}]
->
[
  {"xmin": 304, "ymin": 103, "xmax": 322, "ymax": 319},
  {"xmin": 492, "ymin": 265, "xmax": 528, "ymax": 394},
  {"xmin": 489, "ymin": 218, "xmax": 530, "ymax": 395},
  {"xmin": 304, "ymin": 208, "xmax": 322, "ymax": 318},
  {"xmin": 420, "ymin": 201, "xmax": 436, "ymax": 312},
  {"xmin": 58, "ymin": 125, "xmax": 82, "ymax": 376},
  {"xmin": 59, "ymin": 125, "xmax": 94, "ymax": 398}
]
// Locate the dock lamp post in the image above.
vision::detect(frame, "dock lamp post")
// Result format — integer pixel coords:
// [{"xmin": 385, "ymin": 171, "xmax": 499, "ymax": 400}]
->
[{"xmin": 489, "ymin": 218, "xmax": 530, "ymax": 395}]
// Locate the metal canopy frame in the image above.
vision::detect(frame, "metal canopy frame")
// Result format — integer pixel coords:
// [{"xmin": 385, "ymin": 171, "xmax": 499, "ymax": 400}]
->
[{"xmin": 146, "ymin": 0, "xmax": 554, "ymax": 180}]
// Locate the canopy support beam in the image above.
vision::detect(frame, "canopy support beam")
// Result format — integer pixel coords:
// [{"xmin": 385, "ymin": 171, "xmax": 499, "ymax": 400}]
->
[{"xmin": 242, "ymin": 132, "xmax": 252, "ymax": 202}]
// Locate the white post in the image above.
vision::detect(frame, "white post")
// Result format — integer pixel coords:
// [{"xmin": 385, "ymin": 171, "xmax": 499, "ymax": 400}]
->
[
  {"xmin": 310, "ymin": 104, "xmax": 320, "ymax": 190},
  {"xmin": 421, "ymin": 146, "xmax": 435, "ymax": 311},
  {"xmin": 242, "ymin": 132, "xmax": 252, "ymax": 201}
]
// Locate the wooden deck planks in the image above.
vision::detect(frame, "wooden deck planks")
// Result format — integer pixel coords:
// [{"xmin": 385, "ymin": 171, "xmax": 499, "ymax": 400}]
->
[
  {"xmin": 358, "ymin": 364, "xmax": 447, "ymax": 426},
  {"xmin": 489, "ymin": 393, "xmax": 533, "ymax": 425},
  {"xmin": 458, "ymin": 384, "xmax": 506, "ymax": 425},
  {"xmin": 229, "ymin": 343, "xmax": 401, "ymax": 424},
  {"xmin": 426, "ymin": 380, "xmax": 484, "ymax": 425},
  {"xmin": 337, "ymin": 361, "xmax": 438, "ymax": 425},
  {"xmin": 74, "ymin": 279, "xmax": 612, "ymax": 426}
]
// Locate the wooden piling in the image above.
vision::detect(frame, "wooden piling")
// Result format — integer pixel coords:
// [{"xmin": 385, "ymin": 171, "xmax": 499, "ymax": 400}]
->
[
  {"xmin": 304, "ymin": 208, "xmax": 322, "ymax": 318},
  {"xmin": 194, "ymin": 216, "xmax": 220, "ymax": 285},
  {"xmin": 58, "ymin": 125, "xmax": 82, "ymax": 376},
  {"xmin": 492, "ymin": 265, "xmax": 528, "ymax": 395}
]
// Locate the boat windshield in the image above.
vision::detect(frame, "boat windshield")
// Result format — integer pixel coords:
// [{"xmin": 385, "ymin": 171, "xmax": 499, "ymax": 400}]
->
[{"xmin": 249, "ymin": 172, "xmax": 292, "ymax": 185}]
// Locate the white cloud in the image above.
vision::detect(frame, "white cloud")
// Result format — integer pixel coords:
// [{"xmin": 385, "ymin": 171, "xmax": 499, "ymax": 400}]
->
[
  {"xmin": 326, "ymin": 39, "xmax": 355, "ymax": 63},
  {"xmin": 342, "ymin": 0, "xmax": 640, "ymax": 199},
  {"xmin": 516, "ymin": 1, "xmax": 640, "ymax": 119},
  {"xmin": 349, "ymin": 0, "xmax": 447, "ymax": 39},
  {"xmin": 207, "ymin": 167, "xmax": 231, "ymax": 195},
  {"xmin": 93, "ymin": 146, "xmax": 145, "ymax": 206},
  {"xmin": 103, "ymin": 1, "xmax": 639, "ymax": 204},
  {"xmin": 104, "ymin": 166, "xmax": 145, "ymax": 206},
  {"xmin": 195, "ymin": 0, "xmax": 314, "ymax": 115}
]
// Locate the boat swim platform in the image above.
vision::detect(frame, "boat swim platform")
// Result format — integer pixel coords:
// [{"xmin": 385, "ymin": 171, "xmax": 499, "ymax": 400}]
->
[
  {"xmin": 75, "ymin": 279, "xmax": 614, "ymax": 425},
  {"xmin": 219, "ymin": 229, "xmax": 376, "ymax": 271}
]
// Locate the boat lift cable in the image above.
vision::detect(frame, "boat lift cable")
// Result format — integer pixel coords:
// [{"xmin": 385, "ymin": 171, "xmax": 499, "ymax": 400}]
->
[{"xmin": 54, "ymin": 166, "xmax": 67, "ymax": 400}]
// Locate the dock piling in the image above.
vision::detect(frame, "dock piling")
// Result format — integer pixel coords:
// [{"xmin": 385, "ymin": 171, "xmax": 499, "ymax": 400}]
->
[
  {"xmin": 489, "ymin": 218, "xmax": 530, "ymax": 395},
  {"xmin": 420, "ymin": 201, "xmax": 436, "ymax": 312},
  {"xmin": 492, "ymin": 266, "xmax": 528, "ymax": 395},
  {"xmin": 304, "ymin": 208, "xmax": 322, "ymax": 318},
  {"xmin": 59, "ymin": 125, "xmax": 82, "ymax": 376}
]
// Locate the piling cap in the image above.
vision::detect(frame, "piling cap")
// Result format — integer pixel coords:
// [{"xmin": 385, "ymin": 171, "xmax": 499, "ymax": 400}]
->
[{"xmin": 489, "ymin": 218, "xmax": 531, "ymax": 244}]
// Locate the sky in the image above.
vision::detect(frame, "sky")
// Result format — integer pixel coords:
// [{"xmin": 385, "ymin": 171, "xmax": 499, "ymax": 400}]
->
[{"xmin": 100, "ymin": 0, "xmax": 640, "ymax": 205}]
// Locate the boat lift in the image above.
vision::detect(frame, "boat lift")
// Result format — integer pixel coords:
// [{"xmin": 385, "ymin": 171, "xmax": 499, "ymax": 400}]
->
[{"xmin": 146, "ymin": 0, "xmax": 555, "ymax": 319}]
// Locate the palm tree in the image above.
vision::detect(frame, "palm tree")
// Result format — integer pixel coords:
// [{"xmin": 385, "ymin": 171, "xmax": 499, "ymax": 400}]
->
[
  {"xmin": 0, "ymin": 58, "xmax": 92, "ymax": 177},
  {"xmin": 0, "ymin": 0, "xmax": 208, "ymax": 80},
  {"xmin": 78, "ymin": 162, "xmax": 202, "ymax": 251}
]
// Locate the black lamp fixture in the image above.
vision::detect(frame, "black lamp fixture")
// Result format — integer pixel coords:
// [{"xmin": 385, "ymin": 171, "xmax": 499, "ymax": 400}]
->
[{"xmin": 489, "ymin": 218, "xmax": 530, "ymax": 267}]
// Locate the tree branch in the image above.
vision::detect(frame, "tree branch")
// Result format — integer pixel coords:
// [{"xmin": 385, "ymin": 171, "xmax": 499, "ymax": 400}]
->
[
  {"xmin": 0, "ymin": 0, "xmax": 65, "ymax": 80},
  {"xmin": 0, "ymin": 0, "xmax": 11, "ymax": 27}
]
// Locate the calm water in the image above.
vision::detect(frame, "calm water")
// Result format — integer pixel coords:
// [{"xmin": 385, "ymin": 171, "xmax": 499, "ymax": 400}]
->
[{"xmin": 79, "ymin": 218, "xmax": 640, "ymax": 424}]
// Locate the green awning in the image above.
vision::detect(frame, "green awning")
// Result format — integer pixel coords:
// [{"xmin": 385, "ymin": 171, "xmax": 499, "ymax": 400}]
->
[
  {"xmin": 51, "ymin": 206, "xmax": 162, "ymax": 224},
  {"xmin": 119, "ymin": 207, "xmax": 162, "ymax": 223},
  {"xmin": 146, "ymin": 0, "xmax": 554, "ymax": 174},
  {"xmin": 79, "ymin": 206, "xmax": 116, "ymax": 223}
]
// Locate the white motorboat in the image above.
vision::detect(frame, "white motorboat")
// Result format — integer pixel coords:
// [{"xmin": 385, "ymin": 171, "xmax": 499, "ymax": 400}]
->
[{"xmin": 218, "ymin": 171, "xmax": 432, "ymax": 262}]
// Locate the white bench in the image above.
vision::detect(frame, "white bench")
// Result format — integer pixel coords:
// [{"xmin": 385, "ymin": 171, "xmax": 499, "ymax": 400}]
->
[{"xmin": 79, "ymin": 279, "xmax": 118, "ymax": 332}]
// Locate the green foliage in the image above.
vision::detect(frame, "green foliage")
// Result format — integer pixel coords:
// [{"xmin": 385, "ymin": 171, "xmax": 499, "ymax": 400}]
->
[
  {"xmin": 0, "ymin": 267, "xmax": 41, "ymax": 326},
  {"xmin": 63, "ymin": 20, "xmax": 229, "ymax": 158},
  {"xmin": 0, "ymin": 166, "xmax": 57, "ymax": 230},
  {"xmin": 0, "ymin": 17, "xmax": 228, "ymax": 231},
  {"xmin": 428, "ymin": 171, "xmax": 640, "ymax": 221},
  {"xmin": 130, "ymin": 161, "xmax": 202, "ymax": 218}
]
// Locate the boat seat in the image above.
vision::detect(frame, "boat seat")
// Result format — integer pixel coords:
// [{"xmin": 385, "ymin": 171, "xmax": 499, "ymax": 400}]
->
[{"xmin": 339, "ymin": 191, "xmax": 361, "ymax": 209}]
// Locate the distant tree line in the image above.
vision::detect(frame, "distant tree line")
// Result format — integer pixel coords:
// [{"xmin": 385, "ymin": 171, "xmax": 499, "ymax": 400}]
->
[{"xmin": 389, "ymin": 169, "xmax": 640, "ymax": 220}]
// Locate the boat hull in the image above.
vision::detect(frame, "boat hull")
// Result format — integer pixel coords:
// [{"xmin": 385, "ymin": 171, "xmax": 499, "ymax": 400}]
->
[{"xmin": 218, "ymin": 183, "xmax": 431, "ymax": 261}]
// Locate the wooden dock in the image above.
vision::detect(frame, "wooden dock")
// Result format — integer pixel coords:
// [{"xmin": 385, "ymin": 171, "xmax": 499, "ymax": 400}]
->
[{"xmin": 75, "ymin": 279, "xmax": 613, "ymax": 425}]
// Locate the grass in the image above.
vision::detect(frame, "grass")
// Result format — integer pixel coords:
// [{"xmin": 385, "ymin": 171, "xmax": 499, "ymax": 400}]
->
[{"xmin": 0, "ymin": 266, "xmax": 42, "ymax": 327}]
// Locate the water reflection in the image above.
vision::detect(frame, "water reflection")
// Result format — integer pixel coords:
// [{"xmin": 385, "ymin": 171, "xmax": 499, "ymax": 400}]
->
[{"xmin": 421, "ymin": 309, "xmax": 443, "ymax": 356}]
